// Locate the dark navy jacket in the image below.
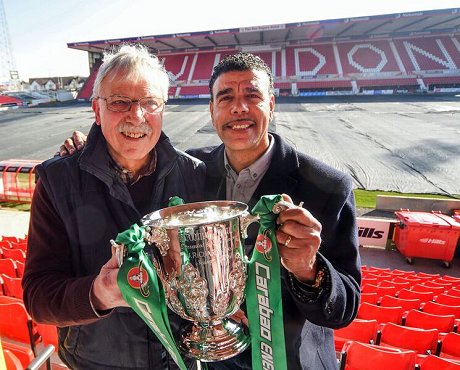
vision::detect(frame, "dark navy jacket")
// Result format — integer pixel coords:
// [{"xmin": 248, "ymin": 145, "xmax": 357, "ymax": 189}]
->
[{"xmin": 188, "ymin": 132, "xmax": 361, "ymax": 370}]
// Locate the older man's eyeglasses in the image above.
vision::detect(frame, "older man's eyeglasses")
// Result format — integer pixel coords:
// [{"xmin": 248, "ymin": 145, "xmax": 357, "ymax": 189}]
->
[{"xmin": 96, "ymin": 95, "xmax": 165, "ymax": 114}]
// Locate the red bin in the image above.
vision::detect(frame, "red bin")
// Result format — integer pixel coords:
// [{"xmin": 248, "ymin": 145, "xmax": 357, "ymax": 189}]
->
[{"xmin": 393, "ymin": 210, "xmax": 460, "ymax": 268}]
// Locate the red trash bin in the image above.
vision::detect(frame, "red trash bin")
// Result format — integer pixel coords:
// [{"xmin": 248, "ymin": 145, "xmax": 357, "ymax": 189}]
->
[{"xmin": 393, "ymin": 210, "xmax": 460, "ymax": 268}]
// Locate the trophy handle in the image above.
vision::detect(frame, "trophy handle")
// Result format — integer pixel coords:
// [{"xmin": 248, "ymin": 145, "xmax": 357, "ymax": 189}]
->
[
  {"xmin": 239, "ymin": 211, "xmax": 260, "ymax": 239},
  {"xmin": 271, "ymin": 200, "xmax": 301, "ymax": 214},
  {"xmin": 110, "ymin": 239, "xmax": 127, "ymax": 268}
]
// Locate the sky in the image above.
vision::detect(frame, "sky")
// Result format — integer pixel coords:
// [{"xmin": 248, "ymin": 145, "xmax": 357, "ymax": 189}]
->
[{"xmin": 2, "ymin": 0, "xmax": 460, "ymax": 81}]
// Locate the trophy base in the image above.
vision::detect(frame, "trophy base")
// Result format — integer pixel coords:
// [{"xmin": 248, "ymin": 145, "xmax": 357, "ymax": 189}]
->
[{"xmin": 179, "ymin": 319, "xmax": 250, "ymax": 362}]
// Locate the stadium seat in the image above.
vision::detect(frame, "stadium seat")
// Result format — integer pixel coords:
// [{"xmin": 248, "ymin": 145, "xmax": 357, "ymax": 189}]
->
[
  {"xmin": 36, "ymin": 323, "xmax": 59, "ymax": 348},
  {"xmin": 360, "ymin": 292, "xmax": 379, "ymax": 305},
  {"xmin": 0, "ymin": 300, "xmax": 41, "ymax": 355},
  {"xmin": 0, "ymin": 295, "xmax": 22, "ymax": 304},
  {"xmin": 377, "ymin": 322, "xmax": 440, "ymax": 355},
  {"xmin": 423, "ymin": 280, "xmax": 453, "ymax": 290},
  {"xmin": 423, "ymin": 301, "xmax": 460, "ymax": 319},
  {"xmin": 398, "ymin": 288, "xmax": 436, "ymax": 303},
  {"xmin": 0, "ymin": 258, "xmax": 18, "ymax": 277},
  {"xmin": 2, "ymin": 341, "xmax": 34, "ymax": 369},
  {"xmin": 417, "ymin": 355, "xmax": 460, "ymax": 369},
  {"xmin": 392, "ymin": 276, "xmax": 422, "ymax": 287},
  {"xmin": 436, "ymin": 293, "xmax": 460, "ymax": 306},
  {"xmin": 416, "ymin": 272, "xmax": 440, "ymax": 278},
  {"xmin": 15, "ymin": 261, "xmax": 24, "ymax": 278},
  {"xmin": 380, "ymin": 279, "xmax": 411, "ymax": 290},
  {"xmin": 404, "ymin": 309, "xmax": 456, "ymax": 333},
  {"xmin": 1, "ymin": 236, "xmax": 19, "ymax": 244},
  {"xmin": 447, "ymin": 288, "xmax": 460, "ymax": 298},
  {"xmin": 412, "ymin": 284, "xmax": 446, "ymax": 295},
  {"xmin": 333, "ymin": 318, "xmax": 378, "ymax": 352},
  {"xmin": 440, "ymin": 332, "xmax": 460, "ymax": 360},
  {"xmin": 379, "ymin": 295, "xmax": 421, "ymax": 312},
  {"xmin": 357, "ymin": 302, "xmax": 404, "ymax": 324},
  {"xmin": 3, "ymin": 348, "xmax": 23, "ymax": 370},
  {"xmin": 1, "ymin": 273, "xmax": 23, "ymax": 299},
  {"xmin": 1, "ymin": 248, "xmax": 25, "ymax": 263},
  {"xmin": 362, "ymin": 283, "xmax": 399, "ymax": 298},
  {"xmin": 339, "ymin": 340, "xmax": 417, "ymax": 370},
  {"xmin": 10, "ymin": 241, "xmax": 27, "ymax": 253},
  {"xmin": 0, "ymin": 240, "xmax": 11, "ymax": 250}
]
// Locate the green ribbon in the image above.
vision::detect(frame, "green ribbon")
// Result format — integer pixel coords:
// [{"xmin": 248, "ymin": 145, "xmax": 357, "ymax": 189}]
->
[
  {"xmin": 246, "ymin": 194, "xmax": 287, "ymax": 370},
  {"xmin": 116, "ymin": 224, "xmax": 187, "ymax": 370},
  {"xmin": 116, "ymin": 195, "xmax": 287, "ymax": 369}
]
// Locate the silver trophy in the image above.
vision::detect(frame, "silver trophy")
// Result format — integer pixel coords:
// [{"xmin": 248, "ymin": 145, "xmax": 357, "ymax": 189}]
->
[{"xmin": 141, "ymin": 200, "xmax": 259, "ymax": 362}]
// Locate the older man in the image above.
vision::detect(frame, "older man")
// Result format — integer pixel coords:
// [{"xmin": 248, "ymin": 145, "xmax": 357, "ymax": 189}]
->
[{"xmin": 22, "ymin": 45, "xmax": 205, "ymax": 370}]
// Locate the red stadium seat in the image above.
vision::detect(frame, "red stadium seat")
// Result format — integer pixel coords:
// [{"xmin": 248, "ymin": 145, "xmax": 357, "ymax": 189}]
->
[
  {"xmin": 398, "ymin": 288, "xmax": 436, "ymax": 303},
  {"xmin": 358, "ymin": 302, "xmax": 404, "ymax": 325},
  {"xmin": 0, "ymin": 240, "xmax": 11, "ymax": 250},
  {"xmin": 447, "ymin": 288, "xmax": 460, "ymax": 298},
  {"xmin": 0, "ymin": 301, "xmax": 41, "ymax": 355},
  {"xmin": 417, "ymin": 355, "xmax": 460, "ymax": 369},
  {"xmin": 0, "ymin": 258, "xmax": 18, "ymax": 278},
  {"xmin": 423, "ymin": 301, "xmax": 460, "ymax": 319},
  {"xmin": 360, "ymin": 292, "xmax": 379, "ymax": 305},
  {"xmin": 404, "ymin": 309, "xmax": 456, "ymax": 333},
  {"xmin": 377, "ymin": 322, "xmax": 440, "ymax": 355},
  {"xmin": 379, "ymin": 295, "xmax": 421, "ymax": 312},
  {"xmin": 436, "ymin": 294, "xmax": 460, "ymax": 306},
  {"xmin": 334, "ymin": 318, "xmax": 379, "ymax": 351},
  {"xmin": 440, "ymin": 332, "xmax": 460, "ymax": 360},
  {"xmin": 412, "ymin": 284, "xmax": 446, "ymax": 295},
  {"xmin": 362, "ymin": 284, "xmax": 399, "ymax": 298},
  {"xmin": 3, "ymin": 349, "xmax": 23, "ymax": 370},
  {"xmin": 36, "ymin": 323, "xmax": 59, "ymax": 348},
  {"xmin": 1, "ymin": 273, "xmax": 23, "ymax": 299},
  {"xmin": 15, "ymin": 261, "xmax": 24, "ymax": 278},
  {"xmin": 1, "ymin": 248, "xmax": 25, "ymax": 263},
  {"xmin": 1, "ymin": 341, "xmax": 35, "ymax": 369},
  {"xmin": 339, "ymin": 340, "xmax": 417, "ymax": 370}
]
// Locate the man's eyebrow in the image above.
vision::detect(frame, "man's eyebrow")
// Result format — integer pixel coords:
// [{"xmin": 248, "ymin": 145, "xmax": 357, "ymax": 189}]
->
[
  {"xmin": 215, "ymin": 88, "xmax": 233, "ymax": 99},
  {"xmin": 244, "ymin": 86, "xmax": 262, "ymax": 93}
]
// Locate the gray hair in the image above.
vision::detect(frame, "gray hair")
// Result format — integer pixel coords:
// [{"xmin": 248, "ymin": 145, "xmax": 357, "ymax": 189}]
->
[{"xmin": 92, "ymin": 44, "xmax": 169, "ymax": 101}]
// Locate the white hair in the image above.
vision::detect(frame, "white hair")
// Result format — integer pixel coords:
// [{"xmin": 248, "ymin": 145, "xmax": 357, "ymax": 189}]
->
[{"xmin": 92, "ymin": 44, "xmax": 169, "ymax": 101}]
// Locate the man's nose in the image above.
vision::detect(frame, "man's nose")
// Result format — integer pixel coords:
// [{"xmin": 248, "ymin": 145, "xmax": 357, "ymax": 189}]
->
[
  {"xmin": 128, "ymin": 101, "xmax": 145, "ymax": 122},
  {"xmin": 231, "ymin": 97, "xmax": 249, "ymax": 114}
]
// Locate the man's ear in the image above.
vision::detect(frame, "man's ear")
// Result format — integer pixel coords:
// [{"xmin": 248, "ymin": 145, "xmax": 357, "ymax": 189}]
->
[
  {"xmin": 269, "ymin": 94, "xmax": 275, "ymax": 121},
  {"xmin": 92, "ymin": 99, "xmax": 101, "ymax": 125},
  {"xmin": 209, "ymin": 100, "xmax": 216, "ymax": 127}
]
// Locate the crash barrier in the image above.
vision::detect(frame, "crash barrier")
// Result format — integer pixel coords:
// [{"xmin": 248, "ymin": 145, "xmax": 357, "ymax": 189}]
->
[{"xmin": 0, "ymin": 160, "xmax": 42, "ymax": 204}]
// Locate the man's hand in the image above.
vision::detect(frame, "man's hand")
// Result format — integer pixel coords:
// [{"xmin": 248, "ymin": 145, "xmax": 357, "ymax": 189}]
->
[
  {"xmin": 275, "ymin": 194, "xmax": 322, "ymax": 283},
  {"xmin": 91, "ymin": 247, "xmax": 128, "ymax": 311},
  {"xmin": 55, "ymin": 130, "xmax": 87, "ymax": 157}
]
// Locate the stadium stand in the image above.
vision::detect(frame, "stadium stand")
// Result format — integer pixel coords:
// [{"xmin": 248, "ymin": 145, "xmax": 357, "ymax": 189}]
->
[{"xmin": 66, "ymin": 8, "xmax": 460, "ymax": 99}]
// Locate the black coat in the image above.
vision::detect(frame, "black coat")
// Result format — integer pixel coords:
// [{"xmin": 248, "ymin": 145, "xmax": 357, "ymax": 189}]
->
[
  {"xmin": 23, "ymin": 123, "xmax": 205, "ymax": 370},
  {"xmin": 187, "ymin": 132, "xmax": 361, "ymax": 370}
]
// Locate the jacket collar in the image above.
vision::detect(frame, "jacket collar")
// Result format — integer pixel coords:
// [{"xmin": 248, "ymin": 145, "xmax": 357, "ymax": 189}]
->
[
  {"xmin": 204, "ymin": 132, "xmax": 299, "ymax": 206},
  {"xmin": 77, "ymin": 122, "xmax": 178, "ymax": 203}
]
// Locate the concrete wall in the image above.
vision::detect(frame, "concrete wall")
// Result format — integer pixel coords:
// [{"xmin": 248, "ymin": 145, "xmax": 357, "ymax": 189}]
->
[{"xmin": 376, "ymin": 195, "xmax": 460, "ymax": 214}]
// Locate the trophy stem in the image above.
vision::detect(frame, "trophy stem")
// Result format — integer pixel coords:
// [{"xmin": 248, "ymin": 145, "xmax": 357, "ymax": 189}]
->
[{"xmin": 179, "ymin": 319, "xmax": 250, "ymax": 362}]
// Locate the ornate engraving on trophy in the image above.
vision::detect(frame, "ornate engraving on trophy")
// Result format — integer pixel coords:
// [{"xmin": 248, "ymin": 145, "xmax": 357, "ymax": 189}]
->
[{"xmin": 141, "ymin": 201, "xmax": 259, "ymax": 361}]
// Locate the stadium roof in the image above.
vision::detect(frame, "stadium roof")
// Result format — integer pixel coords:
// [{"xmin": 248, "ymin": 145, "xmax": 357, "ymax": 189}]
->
[{"xmin": 68, "ymin": 8, "xmax": 460, "ymax": 55}]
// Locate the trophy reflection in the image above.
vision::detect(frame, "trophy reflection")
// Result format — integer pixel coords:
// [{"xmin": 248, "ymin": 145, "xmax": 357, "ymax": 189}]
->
[{"xmin": 142, "ymin": 201, "xmax": 258, "ymax": 362}]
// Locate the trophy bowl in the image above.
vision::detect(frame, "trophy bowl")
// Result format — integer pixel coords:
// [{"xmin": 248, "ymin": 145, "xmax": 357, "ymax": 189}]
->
[{"xmin": 141, "ymin": 200, "xmax": 258, "ymax": 362}]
